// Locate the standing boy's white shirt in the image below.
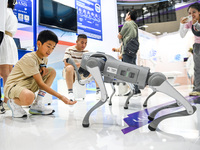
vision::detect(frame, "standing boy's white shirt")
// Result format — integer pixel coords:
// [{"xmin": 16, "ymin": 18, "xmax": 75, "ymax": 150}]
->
[{"xmin": 0, "ymin": 0, "xmax": 8, "ymax": 33}]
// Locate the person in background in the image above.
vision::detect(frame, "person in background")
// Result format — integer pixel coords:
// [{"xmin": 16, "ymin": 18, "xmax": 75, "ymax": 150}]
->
[
  {"xmin": 0, "ymin": 0, "xmax": 17, "ymax": 114},
  {"xmin": 4, "ymin": 30, "xmax": 76, "ymax": 118},
  {"xmin": 112, "ymin": 9, "xmax": 141, "ymax": 96},
  {"xmin": 186, "ymin": 48, "xmax": 194, "ymax": 86},
  {"xmin": 63, "ymin": 34, "xmax": 100, "ymax": 101},
  {"xmin": 180, "ymin": 2, "xmax": 200, "ymax": 96}
]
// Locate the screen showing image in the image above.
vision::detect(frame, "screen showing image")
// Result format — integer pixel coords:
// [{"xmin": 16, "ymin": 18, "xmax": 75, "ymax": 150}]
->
[{"xmin": 39, "ymin": 0, "xmax": 77, "ymax": 33}]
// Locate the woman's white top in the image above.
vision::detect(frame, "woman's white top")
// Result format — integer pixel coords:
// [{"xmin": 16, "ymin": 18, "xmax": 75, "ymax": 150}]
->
[
  {"xmin": 0, "ymin": 0, "xmax": 7, "ymax": 33},
  {"xmin": 179, "ymin": 21, "xmax": 200, "ymax": 43},
  {"xmin": 0, "ymin": 8, "xmax": 18, "ymax": 65}
]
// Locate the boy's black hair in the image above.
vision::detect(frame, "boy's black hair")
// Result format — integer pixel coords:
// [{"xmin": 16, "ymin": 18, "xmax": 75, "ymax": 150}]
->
[
  {"xmin": 8, "ymin": 0, "xmax": 16, "ymax": 10},
  {"xmin": 37, "ymin": 30, "xmax": 58, "ymax": 44},
  {"xmin": 128, "ymin": 9, "xmax": 138, "ymax": 21},
  {"xmin": 187, "ymin": 2, "xmax": 200, "ymax": 12},
  {"xmin": 77, "ymin": 34, "xmax": 87, "ymax": 40}
]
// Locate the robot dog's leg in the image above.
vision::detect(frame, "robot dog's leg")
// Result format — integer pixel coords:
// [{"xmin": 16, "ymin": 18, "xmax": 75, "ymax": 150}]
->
[
  {"xmin": 124, "ymin": 83, "xmax": 135, "ymax": 109},
  {"xmin": 147, "ymin": 72, "xmax": 196, "ymax": 131},
  {"xmin": 82, "ymin": 100, "xmax": 107, "ymax": 127},
  {"xmin": 143, "ymin": 90, "xmax": 156, "ymax": 107},
  {"xmin": 148, "ymin": 103, "xmax": 179, "ymax": 121},
  {"xmin": 82, "ymin": 63, "xmax": 109, "ymax": 127},
  {"xmin": 149, "ymin": 105, "xmax": 196, "ymax": 131},
  {"xmin": 109, "ymin": 83, "xmax": 116, "ymax": 106}
]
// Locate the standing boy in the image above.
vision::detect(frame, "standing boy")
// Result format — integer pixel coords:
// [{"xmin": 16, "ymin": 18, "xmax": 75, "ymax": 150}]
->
[{"xmin": 4, "ymin": 30, "xmax": 76, "ymax": 118}]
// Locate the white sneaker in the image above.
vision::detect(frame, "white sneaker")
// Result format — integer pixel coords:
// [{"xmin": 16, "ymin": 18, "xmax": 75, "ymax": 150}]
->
[
  {"xmin": 0, "ymin": 100, "xmax": 6, "ymax": 114},
  {"xmin": 68, "ymin": 92, "xmax": 74, "ymax": 101},
  {"xmin": 3, "ymin": 102, "xmax": 10, "ymax": 110},
  {"xmin": 7, "ymin": 99, "xmax": 27, "ymax": 118},
  {"xmin": 29, "ymin": 102, "xmax": 55, "ymax": 115},
  {"xmin": 96, "ymin": 90, "xmax": 101, "ymax": 100}
]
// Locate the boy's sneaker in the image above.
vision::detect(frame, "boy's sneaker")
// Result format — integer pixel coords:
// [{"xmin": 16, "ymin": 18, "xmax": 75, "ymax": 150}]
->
[
  {"xmin": 0, "ymin": 100, "xmax": 6, "ymax": 114},
  {"xmin": 189, "ymin": 91, "xmax": 200, "ymax": 96},
  {"xmin": 3, "ymin": 102, "xmax": 10, "ymax": 110},
  {"xmin": 68, "ymin": 92, "xmax": 74, "ymax": 101},
  {"xmin": 29, "ymin": 102, "xmax": 55, "ymax": 115},
  {"xmin": 7, "ymin": 99, "xmax": 27, "ymax": 118}
]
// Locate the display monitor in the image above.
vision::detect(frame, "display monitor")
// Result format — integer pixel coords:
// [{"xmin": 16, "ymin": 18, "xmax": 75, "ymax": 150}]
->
[{"xmin": 39, "ymin": 0, "xmax": 77, "ymax": 33}]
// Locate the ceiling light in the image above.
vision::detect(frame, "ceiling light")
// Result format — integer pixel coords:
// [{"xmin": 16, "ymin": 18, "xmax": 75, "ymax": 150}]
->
[
  {"xmin": 142, "ymin": 4, "xmax": 148, "ymax": 13},
  {"xmin": 152, "ymin": 32, "xmax": 161, "ymax": 35},
  {"xmin": 142, "ymin": 25, "xmax": 148, "ymax": 28},
  {"xmin": 120, "ymin": 12, "xmax": 125, "ymax": 18},
  {"xmin": 138, "ymin": 25, "xmax": 148, "ymax": 29},
  {"xmin": 142, "ymin": 6, "xmax": 147, "ymax": 11}
]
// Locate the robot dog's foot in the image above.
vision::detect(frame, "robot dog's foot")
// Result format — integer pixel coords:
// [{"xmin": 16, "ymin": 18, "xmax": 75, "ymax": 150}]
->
[
  {"xmin": 82, "ymin": 123, "xmax": 90, "ymax": 128},
  {"xmin": 148, "ymin": 106, "xmax": 196, "ymax": 131}
]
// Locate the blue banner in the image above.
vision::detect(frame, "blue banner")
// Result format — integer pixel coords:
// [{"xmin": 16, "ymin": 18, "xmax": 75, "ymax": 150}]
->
[
  {"xmin": 13, "ymin": 0, "xmax": 32, "ymax": 25},
  {"xmin": 75, "ymin": 0, "xmax": 102, "ymax": 41}
]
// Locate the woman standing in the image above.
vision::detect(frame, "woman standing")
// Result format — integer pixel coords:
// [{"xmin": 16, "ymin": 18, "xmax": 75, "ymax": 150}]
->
[
  {"xmin": 0, "ymin": 0, "xmax": 18, "ymax": 113},
  {"xmin": 180, "ymin": 2, "xmax": 200, "ymax": 96}
]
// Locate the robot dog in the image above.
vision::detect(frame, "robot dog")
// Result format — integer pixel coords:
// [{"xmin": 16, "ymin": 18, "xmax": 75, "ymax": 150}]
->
[{"xmin": 66, "ymin": 52, "xmax": 196, "ymax": 131}]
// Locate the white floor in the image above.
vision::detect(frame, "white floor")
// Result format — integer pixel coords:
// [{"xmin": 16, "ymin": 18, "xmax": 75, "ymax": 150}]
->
[{"xmin": 0, "ymin": 84, "xmax": 200, "ymax": 150}]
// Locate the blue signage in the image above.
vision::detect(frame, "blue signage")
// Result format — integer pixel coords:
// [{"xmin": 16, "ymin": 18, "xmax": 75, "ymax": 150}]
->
[
  {"xmin": 75, "ymin": 0, "xmax": 102, "ymax": 41},
  {"xmin": 13, "ymin": 0, "xmax": 32, "ymax": 25}
]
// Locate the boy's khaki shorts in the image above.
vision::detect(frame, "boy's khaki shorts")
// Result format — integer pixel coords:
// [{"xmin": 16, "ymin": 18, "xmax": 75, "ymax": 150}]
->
[{"xmin": 7, "ymin": 67, "xmax": 54, "ymax": 99}]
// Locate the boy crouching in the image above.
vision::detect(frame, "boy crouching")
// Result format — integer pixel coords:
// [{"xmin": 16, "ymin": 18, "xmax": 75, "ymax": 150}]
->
[{"xmin": 4, "ymin": 30, "xmax": 76, "ymax": 118}]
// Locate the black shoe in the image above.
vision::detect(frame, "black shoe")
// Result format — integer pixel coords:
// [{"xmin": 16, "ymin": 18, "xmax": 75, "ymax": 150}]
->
[
  {"xmin": 0, "ymin": 100, "xmax": 6, "ymax": 114},
  {"xmin": 133, "ymin": 90, "xmax": 141, "ymax": 97}
]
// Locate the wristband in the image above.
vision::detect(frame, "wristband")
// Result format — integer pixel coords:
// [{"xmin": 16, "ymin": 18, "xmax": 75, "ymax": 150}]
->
[{"xmin": 40, "ymin": 64, "xmax": 46, "ymax": 68}]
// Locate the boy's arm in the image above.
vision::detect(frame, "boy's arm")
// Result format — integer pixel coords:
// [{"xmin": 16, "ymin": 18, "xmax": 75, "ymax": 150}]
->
[
  {"xmin": 63, "ymin": 48, "xmax": 81, "ymax": 68},
  {"xmin": 33, "ymin": 73, "xmax": 77, "ymax": 105},
  {"xmin": 64, "ymin": 60, "xmax": 80, "ymax": 68},
  {"xmin": 119, "ymin": 22, "xmax": 128, "ymax": 39}
]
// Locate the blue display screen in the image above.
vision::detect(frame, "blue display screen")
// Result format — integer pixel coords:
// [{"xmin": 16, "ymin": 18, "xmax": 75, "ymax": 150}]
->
[
  {"xmin": 75, "ymin": 0, "xmax": 102, "ymax": 41},
  {"xmin": 13, "ymin": 0, "xmax": 32, "ymax": 25}
]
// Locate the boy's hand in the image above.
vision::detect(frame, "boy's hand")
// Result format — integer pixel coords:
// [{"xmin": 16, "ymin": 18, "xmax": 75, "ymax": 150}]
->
[
  {"xmin": 112, "ymin": 48, "xmax": 117, "ymax": 52},
  {"xmin": 60, "ymin": 95, "xmax": 77, "ymax": 105},
  {"xmin": 118, "ymin": 54, "xmax": 122, "ymax": 60},
  {"xmin": 76, "ymin": 63, "xmax": 81, "ymax": 68},
  {"xmin": 40, "ymin": 67, "xmax": 48, "ymax": 76},
  {"xmin": 112, "ymin": 48, "xmax": 120, "ymax": 52}
]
